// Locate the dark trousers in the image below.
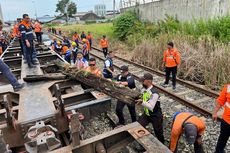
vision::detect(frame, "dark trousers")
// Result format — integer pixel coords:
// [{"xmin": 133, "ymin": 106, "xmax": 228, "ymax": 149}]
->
[
  {"xmin": 116, "ymin": 101, "xmax": 137, "ymax": 125},
  {"xmin": 19, "ymin": 39, "xmax": 26, "ymax": 57},
  {"xmin": 89, "ymin": 39, "xmax": 92, "ymax": 50},
  {"xmin": 35, "ymin": 32, "xmax": 42, "ymax": 43},
  {"xmin": 215, "ymin": 120, "xmax": 230, "ymax": 153},
  {"xmin": 72, "ymin": 51, "xmax": 77, "ymax": 64},
  {"xmin": 84, "ymin": 53, "xmax": 89, "ymax": 61},
  {"xmin": 138, "ymin": 113, "xmax": 165, "ymax": 144},
  {"xmin": 164, "ymin": 66, "xmax": 177, "ymax": 87},
  {"xmin": 24, "ymin": 41, "xmax": 35, "ymax": 67},
  {"xmin": 102, "ymin": 47, "xmax": 108, "ymax": 58}
]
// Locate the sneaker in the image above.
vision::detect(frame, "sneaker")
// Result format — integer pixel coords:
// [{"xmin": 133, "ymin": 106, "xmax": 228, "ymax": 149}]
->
[
  {"xmin": 173, "ymin": 86, "xmax": 176, "ymax": 90},
  {"xmin": 162, "ymin": 83, "xmax": 169, "ymax": 88},
  {"xmin": 115, "ymin": 122, "xmax": 125, "ymax": 128},
  {"xmin": 13, "ymin": 83, "xmax": 25, "ymax": 92},
  {"xmin": 32, "ymin": 62, "xmax": 39, "ymax": 65},
  {"xmin": 28, "ymin": 64, "xmax": 36, "ymax": 68}
]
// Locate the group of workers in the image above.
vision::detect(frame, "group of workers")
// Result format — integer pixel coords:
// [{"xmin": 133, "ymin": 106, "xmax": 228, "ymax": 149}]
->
[
  {"xmin": 49, "ymin": 25, "xmax": 230, "ymax": 152},
  {"xmin": 0, "ymin": 13, "xmax": 229, "ymax": 153}
]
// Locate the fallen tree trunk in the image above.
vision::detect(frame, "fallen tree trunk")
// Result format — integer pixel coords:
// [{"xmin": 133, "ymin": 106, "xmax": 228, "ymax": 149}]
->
[
  {"xmin": 55, "ymin": 60, "xmax": 141, "ymax": 105},
  {"xmin": 23, "ymin": 73, "xmax": 67, "ymax": 82}
]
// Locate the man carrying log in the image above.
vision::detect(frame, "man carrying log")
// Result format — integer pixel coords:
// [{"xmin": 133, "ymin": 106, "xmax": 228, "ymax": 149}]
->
[
  {"xmin": 135, "ymin": 73, "xmax": 165, "ymax": 144},
  {"xmin": 115, "ymin": 65, "xmax": 137, "ymax": 126}
]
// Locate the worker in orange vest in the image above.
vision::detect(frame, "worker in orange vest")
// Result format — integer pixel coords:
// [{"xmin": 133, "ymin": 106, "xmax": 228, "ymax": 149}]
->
[
  {"xmin": 86, "ymin": 32, "xmax": 93, "ymax": 50},
  {"xmin": 213, "ymin": 84, "xmax": 230, "ymax": 153},
  {"xmin": 33, "ymin": 20, "xmax": 42, "ymax": 44},
  {"xmin": 100, "ymin": 35, "xmax": 108, "ymax": 58},
  {"xmin": 169, "ymin": 112, "xmax": 205, "ymax": 153},
  {"xmin": 84, "ymin": 57, "xmax": 102, "ymax": 77},
  {"xmin": 72, "ymin": 32, "xmax": 79, "ymax": 47},
  {"xmin": 162, "ymin": 42, "xmax": 181, "ymax": 90}
]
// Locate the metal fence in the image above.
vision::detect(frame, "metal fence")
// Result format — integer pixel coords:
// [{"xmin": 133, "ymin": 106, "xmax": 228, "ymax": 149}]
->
[{"xmin": 120, "ymin": 0, "xmax": 160, "ymax": 8}]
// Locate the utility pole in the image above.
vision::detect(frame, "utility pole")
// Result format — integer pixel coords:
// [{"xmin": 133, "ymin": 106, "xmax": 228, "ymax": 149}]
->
[
  {"xmin": 65, "ymin": 1, "xmax": 70, "ymax": 24},
  {"xmin": 32, "ymin": 1, "xmax": 37, "ymax": 19},
  {"xmin": 113, "ymin": 0, "xmax": 115, "ymax": 18}
]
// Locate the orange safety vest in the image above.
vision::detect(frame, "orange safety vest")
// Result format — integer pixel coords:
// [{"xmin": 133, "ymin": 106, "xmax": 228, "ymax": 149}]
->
[
  {"xmin": 84, "ymin": 67, "xmax": 102, "ymax": 77},
  {"xmin": 34, "ymin": 23, "xmax": 42, "ymax": 32},
  {"xmin": 86, "ymin": 34, "xmax": 93, "ymax": 40},
  {"xmin": 13, "ymin": 23, "xmax": 21, "ymax": 37},
  {"xmin": 0, "ymin": 46, "xmax": 2, "ymax": 55},
  {"xmin": 72, "ymin": 34, "xmax": 79, "ymax": 41},
  {"xmin": 86, "ymin": 40, "xmax": 90, "ymax": 51},
  {"xmin": 169, "ymin": 112, "xmax": 205, "ymax": 152},
  {"xmin": 62, "ymin": 46, "xmax": 68, "ymax": 54},
  {"xmin": 100, "ymin": 39, "xmax": 108, "ymax": 48},
  {"xmin": 163, "ymin": 48, "xmax": 181, "ymax": 67},
  {"xmin": 217, "ymin": 84, "xmax": 230, "ymax": 124}
]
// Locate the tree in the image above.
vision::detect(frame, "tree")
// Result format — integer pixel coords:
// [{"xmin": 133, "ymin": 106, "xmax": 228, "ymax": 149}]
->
[{"xmin": 55, "ymin": 0, "xmax": 77, "ymax": 22}]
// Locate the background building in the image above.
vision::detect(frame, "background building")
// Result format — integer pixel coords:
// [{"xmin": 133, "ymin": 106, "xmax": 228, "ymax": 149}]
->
[
  {"xmin": 0, "ymin": 3, "xmax": 4, "ymax": 23},
  {"xmin": 94, "ymin": 4, "xmax": 106, "ymax": 17}
]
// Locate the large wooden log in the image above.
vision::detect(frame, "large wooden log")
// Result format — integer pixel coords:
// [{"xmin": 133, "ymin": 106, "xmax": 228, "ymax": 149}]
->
[
  {"xmin": 55, "ymin": 60, "xmax": 141, "ymax": 105},
  {"xmin": 23, "ymin": 73, "xmax": 66, "ymax": 82}
]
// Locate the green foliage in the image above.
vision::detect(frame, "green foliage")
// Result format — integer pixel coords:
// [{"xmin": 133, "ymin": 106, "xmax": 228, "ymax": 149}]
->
[
  {"xmin": 55, "ymin": 0, "xmax": 77, "ymax": 17},
  {"xmin": 113, "ymin": 13, "xmax": 230, "ymax": 43},
  {"xmin": 113, "ymin": 11, "xmax": 140, "ymax": 40}
]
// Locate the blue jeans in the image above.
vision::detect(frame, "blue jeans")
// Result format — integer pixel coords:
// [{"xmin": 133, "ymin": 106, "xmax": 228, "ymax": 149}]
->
[{"xmin": 0, "ymin": 59, "xmax": 20, "ymax": 87}]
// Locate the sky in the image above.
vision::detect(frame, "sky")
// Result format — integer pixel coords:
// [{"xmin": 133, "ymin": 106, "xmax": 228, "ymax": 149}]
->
[{"xmin": 1, "ymin": 0, "xmax": 120, "ymax": 21}]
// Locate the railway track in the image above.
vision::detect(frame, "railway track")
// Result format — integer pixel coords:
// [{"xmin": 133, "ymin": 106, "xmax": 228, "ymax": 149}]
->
[{"xmin": 49, "ymin": 32, "xmax": 222, "ymax": 120}]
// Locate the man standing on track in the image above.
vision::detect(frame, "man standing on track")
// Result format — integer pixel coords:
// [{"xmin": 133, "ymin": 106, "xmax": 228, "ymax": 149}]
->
[
  {"xmin": 19, "ymin": 14, "xmax": 37, "ymax": 68},
  {"xmin": 100, "ymin": 35, "xmax": 108, "ymax": 58},
  {"xmin": 162, "ymin": 42, "xmax": 180, "ymax": 90},
  {"xmin": 86, "ymin": 32, "xmax": 93, "ymax": 50},
  {"xmin": 103, "ymin": 51, "xmax": 114, "ymax": 79},
  {"xmin": 213, "ymin": 84, "xmax": 230, "ymax": 153},
  {"xmin": 33, "ymin": 20, "xmax": 42, "ymax": 44}
]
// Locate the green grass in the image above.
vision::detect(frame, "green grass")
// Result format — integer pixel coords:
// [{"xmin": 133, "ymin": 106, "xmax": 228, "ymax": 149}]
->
[{"xmin": 53, "ymin": 23, "xmax": 113, "ymax": 40}]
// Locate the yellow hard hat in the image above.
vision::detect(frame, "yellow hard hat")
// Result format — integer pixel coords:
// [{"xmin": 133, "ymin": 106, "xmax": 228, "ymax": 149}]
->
[
  {"xmin": 72, "ymin": 41, "xmax": 77, "ymax": 46},
  {"xmin": 57, "ymin": 41, "xmax": 61, "ymax": 44}
]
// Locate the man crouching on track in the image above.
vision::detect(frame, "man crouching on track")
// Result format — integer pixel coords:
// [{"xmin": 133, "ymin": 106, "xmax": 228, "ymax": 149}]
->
[
  {"xmin": 169, "ymin": 112, "xmax": 205, "ymax": 153},
  {"xmin": 135, "ymin": 73, "xmax": 165, "ymax": 144}
]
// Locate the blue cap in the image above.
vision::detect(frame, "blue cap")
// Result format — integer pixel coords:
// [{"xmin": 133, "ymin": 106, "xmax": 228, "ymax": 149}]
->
[{"xmin": 173, "ymin": 112, "xmax": 181, "ymax": 121}]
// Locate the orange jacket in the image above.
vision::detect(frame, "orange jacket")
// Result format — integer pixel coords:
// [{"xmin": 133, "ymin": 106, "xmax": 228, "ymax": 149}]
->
[
  {"xmin": 86, "ymin": 34, "xmax": 93, "ymax": 40},
  {"xmin": 72, "ymin": 34, "xmax": 79, "ymax": 41},
  {"xmin": 217, "ymin": 84, "xmax": 230, "ymax": 124},
  {"xmin": 86, "ymin": 40, "xmax": 90, "ymax": 51},
  {"xmin": 169, "ymin": 112, "xmax": 205, "ymax": 152},
  {"xmin": 84, "ymin": 66, "xmax": 102, "ymax": 77},
  {"xmin": 34, "ymin": 23, "xmax": 42, "ymax": 32},
  {"xmin": 0, "ymin": 47, "xmax": 2, "ymax": 55},
  {"xmin": 13, "ymin": 24, "xmax": 19, "ymax": 37},
  {"xmin": 62, "ymin": 46, "xmax": 68, "ymax": 54},
  {"xmin": 163, "ymin": 48, "xmax": 181, "ymax": 67},
  {"xmin": 100, "ymin": 39, "xmax": 108, "ymax": 48}
]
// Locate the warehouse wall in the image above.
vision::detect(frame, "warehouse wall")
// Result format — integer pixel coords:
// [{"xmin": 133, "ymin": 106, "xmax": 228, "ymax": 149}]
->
[{"xmin": 121, "ymin": 0, "xmax": 230, "ymax": 22}]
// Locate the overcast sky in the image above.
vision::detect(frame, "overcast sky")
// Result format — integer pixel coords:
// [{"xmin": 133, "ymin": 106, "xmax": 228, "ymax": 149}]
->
[{"xmin": 1, "ymin": 0, "xmax": 120, "ymax": 21}]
